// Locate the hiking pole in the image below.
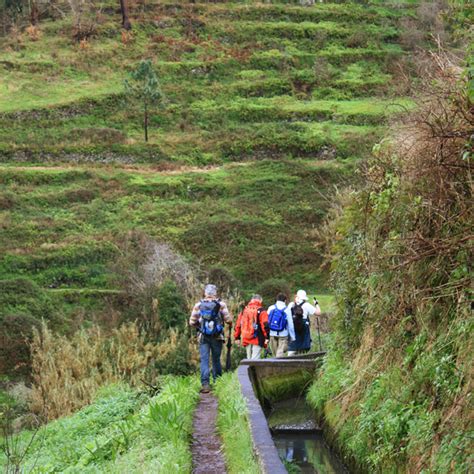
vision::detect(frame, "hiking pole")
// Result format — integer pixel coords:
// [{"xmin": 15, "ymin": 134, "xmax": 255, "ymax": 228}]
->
[
  {"xmin": 314, "ymin": 298, "xmax": 323, "ymax": 352},
  {"xmin": 225, "ymin": 324, "xmax": 232, "ymax": 371}
]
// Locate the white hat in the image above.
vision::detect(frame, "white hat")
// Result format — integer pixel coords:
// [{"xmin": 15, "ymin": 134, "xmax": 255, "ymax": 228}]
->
[{"xmin": 296, "ymin": 289, "xmax": 308, "ymax": 301}]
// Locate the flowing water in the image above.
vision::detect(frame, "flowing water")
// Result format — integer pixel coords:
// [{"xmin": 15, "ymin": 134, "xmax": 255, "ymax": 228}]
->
[
  {"xmin": 273, "ymin": 432, "xmax": 348, "ymax": 474},
  {"xmin": 268, "ymin": 398, "xmax": 348, "ymax": 474}
]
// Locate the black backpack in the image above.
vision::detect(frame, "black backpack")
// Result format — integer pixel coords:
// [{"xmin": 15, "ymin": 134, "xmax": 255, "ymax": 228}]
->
[{"xmin": 292, "ymin": 303, "xmax": 305, "ymax": 335}]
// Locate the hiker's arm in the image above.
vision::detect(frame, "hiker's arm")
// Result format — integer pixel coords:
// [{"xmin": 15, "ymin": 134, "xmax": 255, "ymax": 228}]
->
[
  {"xmin": 310, "ymin": 302, "xmax": 321, "ymax": 317},
  {"xmin": 220, "ymin": 301, "xmax": 232, "ymax": 325},
  {"xmin": 234, "ymin": 311, "xmax": 242, "ymax": 340},
  {"xmin": 286, "ymin": 307, "xmax": 296, "ymax": 341},
  {"xmin": 189, "ymin": 303, "xmax": 200, "ymax": 328}
]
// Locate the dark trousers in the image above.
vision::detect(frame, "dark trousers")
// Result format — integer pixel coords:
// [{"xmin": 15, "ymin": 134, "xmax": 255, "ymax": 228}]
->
[{"xmin": 199, "ymin": 335, "xmax": 223, "ymax": 386}]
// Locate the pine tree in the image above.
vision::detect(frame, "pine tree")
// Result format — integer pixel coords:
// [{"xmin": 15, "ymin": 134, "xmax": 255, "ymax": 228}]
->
[{"xmin": 124, "ymin": 60, "xmax": 164, "ymax": 142}]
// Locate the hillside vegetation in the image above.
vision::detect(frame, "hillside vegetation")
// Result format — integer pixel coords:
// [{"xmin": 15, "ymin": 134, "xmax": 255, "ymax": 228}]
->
[
  {"xmin": 308, "ymin": 55, "xmax": 473, "ymax": 472},
  {"xmin": 0, "ymin": 0, "xmax": 425, "ymax": 379},
  {"xmin": 0, "ymin": 1, "xmax": 473, "ymax": 473}
]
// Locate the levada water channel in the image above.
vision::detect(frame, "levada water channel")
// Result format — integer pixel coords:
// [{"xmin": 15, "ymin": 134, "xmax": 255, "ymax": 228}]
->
[{"xmin": 242, "ymin": 355, "xmax": 349, "ymax": 474}]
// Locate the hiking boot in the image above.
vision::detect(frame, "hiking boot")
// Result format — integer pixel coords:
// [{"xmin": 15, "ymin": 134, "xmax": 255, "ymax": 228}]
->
[{"xmin": 200, "ymin": 385, "xmax": 211, "ymax": 393}]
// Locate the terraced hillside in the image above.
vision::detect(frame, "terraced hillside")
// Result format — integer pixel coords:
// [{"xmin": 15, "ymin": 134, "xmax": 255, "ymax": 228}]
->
[
  {"xmin": 1, "ymin": 1, "xmax": 413, "ymax": 159},
  {"xmin": 0, "ymin": 1, "xmax": 417, "ymax": 324}
]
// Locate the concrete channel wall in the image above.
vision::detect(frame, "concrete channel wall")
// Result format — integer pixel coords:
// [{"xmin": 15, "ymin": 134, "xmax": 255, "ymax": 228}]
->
[
  {"xmin": 237, "ymin": 353, "xmax": 325, "ymax": 474},
  {"xmin": 237, "ymin": 364, "xmax": 287, "ymax": 474}
]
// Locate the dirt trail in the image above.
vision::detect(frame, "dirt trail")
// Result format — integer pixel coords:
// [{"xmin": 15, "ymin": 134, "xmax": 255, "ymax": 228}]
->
[
  {"xmin": 191, "ymin": 392, "xmax": 227, "ymax": 474},
  {"xmin": 0, "ymin": 162, "xmax": 250, "ymax": 175}
]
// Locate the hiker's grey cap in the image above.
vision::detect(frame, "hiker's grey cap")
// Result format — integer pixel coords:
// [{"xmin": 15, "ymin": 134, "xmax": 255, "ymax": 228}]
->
[{"xmin": 205, "ymin": 284, "xmax": 217, "ymax": 297}]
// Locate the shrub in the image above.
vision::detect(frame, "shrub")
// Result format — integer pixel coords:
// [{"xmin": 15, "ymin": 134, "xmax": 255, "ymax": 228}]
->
[
  {"xmin": 0, "ymin": 313, "xmax": 40, "ymax": 378},
  {"xmin": 29, "ymin": 321, "xmax": 158, "ymax": 420},
  {"xmin": 153, "ymin": 330, "xmax": 198, "ymax": 376},
  {"xmin": 0, "ymin": 278, "xmax": 61, "ymax": 377},
  {"xmin": 111, "ymin": 232, "xmax": 201, "ymax": 336},
  {"xmin": 156, "ymin": 279, "xmax": 188, "ymax": 330},
  {"xmin": 256, "ymin": 278, "xmax": 292, "ymax": 307}
]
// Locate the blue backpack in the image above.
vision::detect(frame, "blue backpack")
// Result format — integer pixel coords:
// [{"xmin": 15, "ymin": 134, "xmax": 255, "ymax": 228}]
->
[
  {"xmin": 199, "ymin": 299, "xmax": 223, "ymax": 336},
  {"xmin": 268, "ymin": 306, "xmax": 287, "ymax": 332}
]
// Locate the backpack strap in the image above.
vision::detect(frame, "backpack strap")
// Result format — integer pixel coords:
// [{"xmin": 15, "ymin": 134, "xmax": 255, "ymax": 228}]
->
[
  {"xmin": 211, "ymin": 299, "xmax": 221, "ymax": 319},
  {"xmin": 256, "ymin": 307, "xmax": 266, "ymax": 347}
]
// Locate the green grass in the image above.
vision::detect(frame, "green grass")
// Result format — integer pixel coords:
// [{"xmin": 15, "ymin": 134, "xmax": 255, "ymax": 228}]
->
[
  {"xmin": 0, "ymin": 160, "xmax": 349, "ymax": 292},
  {"xmin": 0, "ymin": 0, "xmax": 416, "ymax": 379},
  {"xmin": 214, "ymin": 372, "xmax": 260, "ymax": 474},
  {"xmin": 0, "ymin": 0, "xmax": 410, "ymax": 159},
  {"xmin": 0, "ymin": 377, "xmax": 200, "ymax": 472},
  {"xmin": 0, "ymin": 72, "xmax": 120, "ymax": 113}
]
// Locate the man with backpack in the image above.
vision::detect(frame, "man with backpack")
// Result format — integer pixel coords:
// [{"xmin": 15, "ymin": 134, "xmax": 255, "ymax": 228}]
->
[
  {"xmin": 267, "ymin": 293, "xmax": 296, "ymax": 357},
  {"xmin": 234, "ymin": 294, "xmax": 268, "ymax": 360},
  {"xmin": 189, "ymin": 284, "xmax": 232, "ymax": 393},
  {"xmin": 287, "ymin": 289, "xmax": 321, "ymax": 355}
]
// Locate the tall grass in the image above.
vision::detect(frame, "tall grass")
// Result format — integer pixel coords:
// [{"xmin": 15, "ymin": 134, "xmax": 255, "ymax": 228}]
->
[
  {"xmin": 0, "ymin": 377, "xmax": 200, "ymax": 473},
  {"xmin": 105, "ymin": 376, "xmax": 200, "ymax": 473},
  {"xmin": 214, "ymin": 373, "xmax": 260, "ymax": 474},
  {"xmin": 29, "ymin": 321, "xmax": 159, "ymax": 420}
]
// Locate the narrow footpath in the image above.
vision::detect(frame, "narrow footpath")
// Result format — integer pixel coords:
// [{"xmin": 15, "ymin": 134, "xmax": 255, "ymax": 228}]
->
[{"xmin": 191, "ymin": 392, "xmax": 227, "ymax": 474}]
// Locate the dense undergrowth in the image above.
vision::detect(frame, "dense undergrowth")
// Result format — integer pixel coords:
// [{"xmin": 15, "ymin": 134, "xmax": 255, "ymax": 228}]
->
[
  {"xmin": 0, "ymin": 377, "xmax": 200, "ymax": 472},
  {"xmin": 308, "ymin": 56, "xmax": 473, "ymax": 473}
]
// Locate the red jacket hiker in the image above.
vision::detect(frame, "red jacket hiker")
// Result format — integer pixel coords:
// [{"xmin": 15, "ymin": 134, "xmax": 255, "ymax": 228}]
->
[{"xmin": 234, "ymin": 298, "xmax": 269, "ymax": 348}]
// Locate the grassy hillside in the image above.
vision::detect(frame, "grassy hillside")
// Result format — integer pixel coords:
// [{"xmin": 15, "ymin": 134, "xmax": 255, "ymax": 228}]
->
[
  {"xmin": 0, "ymin": 0, "xmax": 422, "ymax": 378},
  {"xmin": 0, "ymin": 1, "xmax": 412, "ymax": 161}
]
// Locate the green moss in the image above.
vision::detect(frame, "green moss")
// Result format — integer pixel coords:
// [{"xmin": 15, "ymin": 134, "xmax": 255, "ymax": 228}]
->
[
  {"xmin": 267, "ymin": 398, "xmax": 315, "ymax": 430},
  {"xmin": 259, "ymin": 370, "xmax": 314, "ymax": 404}
]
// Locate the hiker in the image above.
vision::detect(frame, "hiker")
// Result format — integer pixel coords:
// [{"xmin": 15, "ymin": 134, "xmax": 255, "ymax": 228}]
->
[
  {"xmin": 287, "ymin": 289, "xmax": 321, "ymax": 356},
  {"xmin": 267, "ymin": 293, "xmax": 295, "ymax": 357},
  {"xmin": 189, "ymin": 284, "xmax": 232, "ymax": 393},
  {"xmin": 234, "ymin": 294, "xmax": 269, "ymax": 360}
]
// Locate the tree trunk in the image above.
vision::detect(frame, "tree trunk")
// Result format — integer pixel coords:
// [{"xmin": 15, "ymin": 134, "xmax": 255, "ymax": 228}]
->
[
  {"xmin": 119, "ymin": 0, "xmax": 132, "ymax": 30},
  {"xmin": 144, "ymin": 102, "xmax": 148, "ymax": 142},
  {"xmin": 30, "ymin": 0, "xmax": 39, "ymax": 25}
]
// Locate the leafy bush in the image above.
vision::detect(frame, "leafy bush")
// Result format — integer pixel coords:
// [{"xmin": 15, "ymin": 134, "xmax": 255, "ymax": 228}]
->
[
  {"xmin": 256, "ymin": 278, "xmax": 292, "ymax": 307},
  {"xmin": 156, "ymin": 279, "xmax": 188, "ymax": 330}
]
